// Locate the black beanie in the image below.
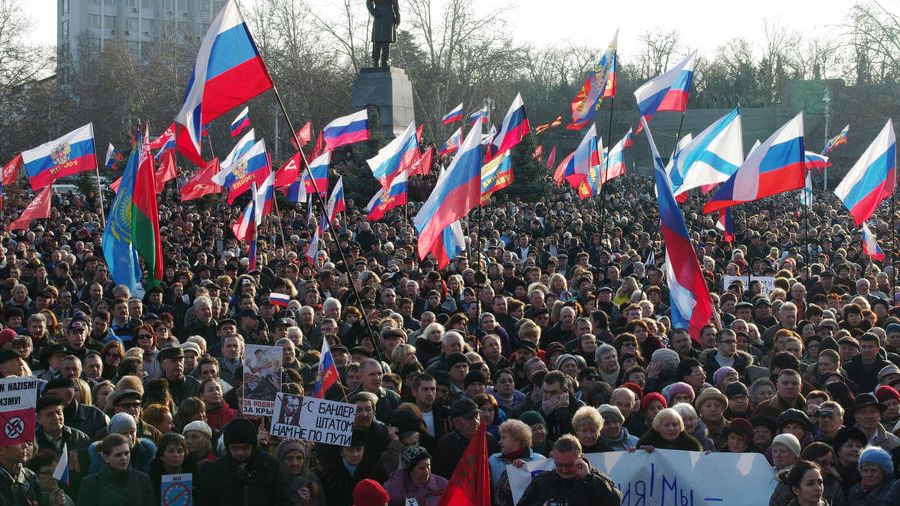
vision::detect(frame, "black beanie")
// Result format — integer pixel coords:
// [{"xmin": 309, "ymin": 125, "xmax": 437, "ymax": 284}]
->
[{"xmin": 224, "ymin": 418, "xmax": 257, "ymax": 447}]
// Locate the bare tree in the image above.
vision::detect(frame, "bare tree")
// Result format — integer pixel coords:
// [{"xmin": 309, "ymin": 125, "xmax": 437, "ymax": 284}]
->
[
  {"xmin": 636, "ymin": 28, "xmax": 682, "ymax": 78},
  {"xmin": 846, "ymin": 0, "xmax": 900, "ymax": 84}
]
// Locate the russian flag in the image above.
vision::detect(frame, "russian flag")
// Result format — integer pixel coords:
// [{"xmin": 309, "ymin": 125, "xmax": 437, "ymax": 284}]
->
[
  {"xmin": 823, "ymin": 124, "xmax": 850, "ymax": 155},
  {"xmin": 623, "ymin": 128, "xmax": 634, "ymax": 148},
  {"xmin": 321, "ymin": 176, "xmax": 346, "ymax": 233},
  {"xmin": 576, "ymin": 137, "xmax": 603, "ymax": 200},
  {"xmin": 861, "ymin": 222, "xmax": 886, "ymax": 261},
  {"xmin": 312, "ymin": 338, "xmax": 340, "ymax": 398},
  {"xmin": 231, "ymin": 196, "xmax": 256, "ymax": 241},
  {"xmin": 716, "ymin": 208, "xmax": 735, "ymax": 243},
  {"xmin": 305, "ymin": 216, "xmax": 323, "ymax": 266},
  {"xmin": 303, "ymin": 150, "xmax": 330, "ymax": 197},
  {"xmin": 219, "ymin": 128, "xmax": 256, "ymax": 174},
  {"xmin": 704, "ymin": 113, "xmax": 806, "ymax": 213},
  {"xmin": 269, "ymin": 292, "xmax": 290, "ymax": 307},
  {"xmin": 569, "ymin": 30, "xmax": 618, "ymax": 130},
  {"xmin": 439, "ymin": 127, "xmax": 462, "ymax": 156},
  {"xmin": 366, "ymin": 169, "xmax": 408, "ymax": 221},
  {"xmin": 564, "ymin": 124, "xmax": 600, "ymax": 189},
  {"xmin": 668, "ymin": 108, "xmax": 744, "ymax": 197},
  {"xmin": 603, "ymin": 130, "xmax": 631, "ymax": 183},
  {"xmin": 634, "ymin": 51, "xmax": 698, "ymax": 130},
  {"xmin": 229, "ymin": 106, "xmax": 251, "ymax": 137},
  {"xmin": 105, "ymin": 143, "xmax": 123, "ymax": 169},
  {"xmin": 430, "ymin": 220, "xmax": 466, "ymax": 270},
  {"xmin": 469, "ymin": 108, "xmax": 487, "ymax": 124},
  {"xmin": 213, "ymin": 139, "xmax": 271, "ymax": 204},
  {"xmin": 553, "ymin": 151, "xmax": 574, "ymax": 186},
  {"xmin": 22, "ymin": 123, "xmax": 97, "ymax": 190},
  {"xmin": 490, "ymin": 93, "xmax": 531, "ymax": 157},
  {"xmin": 323, "ymin": 109, "xmax": 369, "ymax": 150},
  {"xmin": 805, "ymin": 151, "xmax": 831, "ymax": 171},
  {"xmin": 254, "ymin": 169, "xmax": 275, "ymax": 223},
  {"xmin": 414, "ymin": 117, "xmax": 484, "ymax": 260},
  {"xmin": 53, "ymin": 443, "xmax": 70, "ymax": 485},
  {"xmin": 174, "ymin": 0, "xmax": 273, "ymax": 165},
  {"xmin": 367, "ymin": 122, "xmax": 419, "ymax": 188},
  {"xmin": 441, "ymin": 103, "xmax": 464, "ymax": 125},
  {"xmin": 833, "ymin": 119, "xmax": 896, "ymax": 225},
  {"xmin": 644, "ymin": 118, "xmax": 713, "ymax": 341}
]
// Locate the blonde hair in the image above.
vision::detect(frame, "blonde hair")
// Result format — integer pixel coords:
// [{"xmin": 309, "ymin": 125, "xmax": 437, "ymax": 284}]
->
[
  {"xmin": 572, "ymin": 405, "xmax": 604, "ymax": 432},
  {"xmin": 651, "ymin": 408, "xmax": 684, "ymax": 433}
]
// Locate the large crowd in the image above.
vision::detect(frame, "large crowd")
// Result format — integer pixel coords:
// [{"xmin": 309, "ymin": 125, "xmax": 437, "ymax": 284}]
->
[{"xmin": 0, "ymin": 166, "xmax": 898, "ymax": 506}]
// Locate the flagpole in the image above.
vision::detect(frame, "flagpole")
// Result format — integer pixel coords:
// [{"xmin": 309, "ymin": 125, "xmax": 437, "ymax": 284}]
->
[
  {"xmin": 599, "ymin": 91, "xmax": 616, "ymax": 241},
  {"xmin": 93, "ymin": 153, "xmax": 106, "ymax": 227},
  {"xmin": 269, "ymin": 86, "xmax": 384, "ymax": 361},
  {"xmin": 271, "ymin": 194, "xmax": 288, "ymax": 251},
  {"xmin": 892, "ymin": 194, "xmax": 897, "ymax": 305}
]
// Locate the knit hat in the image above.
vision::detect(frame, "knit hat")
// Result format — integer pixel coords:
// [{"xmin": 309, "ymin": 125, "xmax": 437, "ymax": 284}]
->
[
  {"xmin": 723, "ymin": 381, "xmax": 749, "ymax": 399},
  {"xmin": 399, "ymin": 445, "xmax": 430, "ymax": 472},
  {"xmin": 555, "ymin": 354, "xmax": 578, "ymax": 370},
  {"xmin": 641, "ymin": 392, "xmax": 668, "ymax": 411},
  {"xmin": 352, "ymin": 479, "xmax": 389, "ymax": 505},
  {"xmin": 183, "ymin": 420, "xmax": 213, "ymax": 439},
  {"xmin": 724, "ymin": 418, "xmax": 754, "ymax": 442},
  {"xmin": 858, "ymin": 446, "xmax": 894, "ymax": 476},
  {"xmin": 875, "ymin": 385, "xmax": 900, "ymax": 404},
  {"xmin": 771, "ymin": 433, "xmax": 801, "ymax": 457},
  {"xmin": 275, "ymin": 440, "xmax": 308, "ymax": 462},
  {"xmin": 777, "ymin": 408, "xmax": 812, "ymax": 431},
  {"xmin": 0, "ymin": 328, "xmax": 17, "ymax": 347},
  {"xmin": 464, "ymin": 370, "xmax": 487, "ymax": 388},
  {"xmin": 650, "ymin": 348, "xmax": 680, "ymax": 370},
  {"xmin": 391, "ymin": 408, "xmax": 423, "ymax": 436},
  {"xmin": 519, "ymin": 410, "xmax": 546, "ymax": 427},
  {"xmin": 663, "ymin": 382, "xmax": 695, "ymax": 404},
  {"xmin": 108, "ymin": 412, "xmax": 137, "ymax": 434},
  {"xmin": 832, "ymin": 427, "xmax": 868, "ymax": 452},
  {"xmin": 597, "ymin": 404, "xmax": 625, "ymax": 424},
  {"xmin": 224, "ymin": 418, "xmax": 258, "ymax": 447},
  {"xmin": 713, "ymin": 366, "xmax": 738, "ymax": 386},
  {"xmin": 694, "ymin": 387, "xmax": 728, "ymax": 411},
  {"xmin": 877, "ymin": 364, "xmax": 900, "ymax": 382},
  {"xmin": 620, "ymin": 382, "xmax": 644, "ymax": 402}
]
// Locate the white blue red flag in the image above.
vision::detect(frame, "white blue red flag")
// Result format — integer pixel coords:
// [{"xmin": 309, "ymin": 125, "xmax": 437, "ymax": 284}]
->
[
  {"xmin": 490, "ymin": 93, "xmax": 530, "ymax": 157},
  {"xmin": 231, "ymin": 195, "xmax": 256, "ymax": 242},
  {"xmin": 367, "ymin": 122, "xmax": 418, "ymax": 188},
  {"xmin": 861, "ymin": 222, "xmax": 885, "ymax": 261},
  {"xmin": 644, "ymin": 117, "xmax": 713, "ymax": 342},
  {"xmin": 213, "ymin": 138, "xmax": 271, "ymax": 204},
  {"xmin": 53, "ymin": 443, "xmax": 70, "ymax": 485},
  {"xmin": 563, "ymin": 124, "xmax": 600, "ymax": 189},
  {"xmin": 704, "ymin": 113, "xmax": 806, "ymax": 213},
  {"xmin": 253, "ymin": 169, "xmax": 276, "ymax": 224},
  {"xmin": 439, "ymin": 127, "xmax": 463, "ymax": 156},
  {"xmin": 22, "ymin": 123, "xmax": 97, "ymax": 190},
  {"xmin": 302, "ymin": 150, "xmax": 330, "ymax": 197},
  {"xmin": 716, "ymin": 209, "xmax": 734, "ymax": 243},
  {"xmin": 569, "ymin": 30, "xmax": 617, "ymax": 130},
  {"xmin": 602, "ymin": 130, "xmax": 630, "ymax": 183},
  {"xmin": 414, "ymin": 118, "xmax": 484, "ymax": 260},
  {"xmin": 312, "ymin": 337, "xmax": 340, "ymax": 398},
  {"xmin": 800, "ymin": 170, "xmax": 814, "ymax": 208},
  {"xmin": 441, "ymin": 103, "xmax": 464, "ymax": 125},
  {"xmin": 430, "ymin": 220, "xmax": 466, "ymax": 270},
  {"xmin": 805, "ymin": 151, "xmax": 831, "ymax": 171},
  {"xmin": 833, "ymin": 119, "xmax": 896, "ymax": 225},
  {"xmin": 305, "ymin": 215, "xmax": 324, "ymax": 266},
  {"xmin": 229, "ymin": 106, "xmax": 251, "ymax": 137},
  {"xmin": 366, "ymin": 169, "xmax": 408, "ymax": 221},
  {"xmin": 469, "ymin": 107, "xmax": 488, "ymax": 124},
  {"xmin": 105, "ymin": 143, "xmax": 124, "ymax": 169},
  {"xmin": 323, "ymin": 109, "xmax": 369, "ymax": 150},
  {"xmin": 269, "ymin": 293, "xmax": 290, "ymax": 307},
  {"xmin": 634, "ymin": 51, "xmax": 697, "ymax": 131},
  {"xmin": 320, "ymin": 176, "xmax": 346, "ymax": 233},
  {"xmin": 220, "ymin": 128, "xmax": 256, "ymax": 173},
  {"xmin": 175, "ymin": 0, "xmax": 273, "ymax": 165},
  {"xmin": 667, "ymin": 107, "xmax": 744, "ymax": 197}
]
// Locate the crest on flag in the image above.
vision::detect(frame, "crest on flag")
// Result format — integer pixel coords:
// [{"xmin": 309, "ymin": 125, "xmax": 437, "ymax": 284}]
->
[
  {"xmin": 231, "ymin": 159, "xmax": 249, "ymax": 179},
  {"xmin": 51, "ymin": 144, "xmax": 71, "ymax": 165}
]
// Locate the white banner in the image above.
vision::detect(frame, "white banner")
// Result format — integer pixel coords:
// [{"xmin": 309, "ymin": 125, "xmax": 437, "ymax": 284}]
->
[
  {"xmin": 242, "ymin": 344, "xmax": 282, "ymax": 416},
  {"xmin": 723, "ymin": 275, "xmax": 776, "ymax": 296},
  {"xmin": 270, "ymin": 394, "xmax": 356, "ymax": 446},
  {"xmin": 508, "ymin": 450, "xmax": 777, "ymax": 506}
]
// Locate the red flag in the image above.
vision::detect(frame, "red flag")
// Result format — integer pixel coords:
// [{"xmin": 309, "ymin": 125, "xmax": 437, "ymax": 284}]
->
[
  {"xmin": 274, "ymin": 151, "xmax": 303, "ymax": 188},
  {"xmin": 437, "ymin": 421, "xmax": 490, "ymax": 506},
  {"xmin": 416, "ymin": 124, "xmax": 425, "ymax": 143},
  {"xmin": 176, "ymin": 124, "xmax": 206, "ymax": 167},
  {"xmin": 2, "ymin": 154, "xmax": 22, "ymax": 186},
  {"xmin": 532, "ymin": 145, "xmax": 543, "ymax": 161},
  {"xmin": 181, "ymin": 158, "xmax": 222, "ymax": 201},
  {"xmin": 408, "ymin": 146, "xmax": 433, "ymax": 177},
  {"xmin": 149, "ymin": 123, "xmax": 176, "ymax": 150},
  {"xmin": 553, "ymin": 152, "xmax": 574, "ymax": 186},
  {"xmin": 10, "ymin": 185, "xmax": 53, "ymax": 231},
  {"xmin": 110, "ymin": 177, "xmax": 122, "ymax": 193},
  {"xmin": 546, "ymin": 146, "xmax": 556, "ymax": 170},
  {"xmin": 312, "ymin": 130, "xmax": 325, "ymax": 157},
  {"xmin": 154, "ymin": 150, "xmax": 177, "ymax": 193},
  {"xmin": 290, "ymin": 121, "xmax": 313, "ymax": 150}
]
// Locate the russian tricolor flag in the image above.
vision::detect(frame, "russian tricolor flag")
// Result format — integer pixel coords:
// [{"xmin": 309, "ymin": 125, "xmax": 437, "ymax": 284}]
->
[
  {"xmin": 704, "ymin": 113, "xmax": 806, "ymax": 213},
  {"xmin": 602, "ymin": 129, "xmax": 631, "ymax": 183},
  {"xmin": 323, "ymin": 109, "xmax": 369, "ymax": 150},
  {"xmin": 490, "ymin": 93, "xmax": 531, "ymax": 157},
  {"xmin": 805, "ymin": 151, "xmax": 831, "ymax": 171},
  {"xmin": 312, "ymin": 338, "xmax": 340, "ymax": 398},
  {"xmin": 644, "ymin": 118, "xmax": 713, "ymax": 341},
  {"xmin": 269, "ymin": 292, "xmax": 290, "ymax": 307},
  {"xmin": 430, "ymin": 220, "xmax": 466, "ymax": 270},
  {"xmin": 303, "ymin": 150, "xmax": 330, "ymax": 197},
  {"xmin": 229, "ymin": 106, "xmax": 251, "ymax": 137},
  {"xmin": 213, "ymin": 138, "xmax": 271, "ymax": 204},
  {"xmin": 305, "ymin": 215, "xmax": 323, "ymax": 266},
  {"xmin": 414, "ymin": 117, "xmax": 484, "ymax": 260},
  {"xmin": 253, "ymin": 169, "xmax": 275, "ymax": 223},
  {"xmin": 564, "ymin": 124, "xmax": 601, "ymax": 189},
  {"xmin": 861, "ymin": 222, "xmax": 885, "ymax": 261},
  {"xmin": 53, "ymin": 443, "xmax": 70, "ymax": 485},
  {"xmin": 366, "ymin": 169, "xmax": 408, "ymax": 221},
  {"xmin": 175, "ymin": 0, "xmax": 273, "ymax": 165},
  {"xmin": 634, "ymin": 51, "xmax": 697, "ymax": 130},
  {"xmin": 441, "ymin": 103, "xmax": 464, "ymax": 125},
  {"xmin": 105, "ymin": 143, "xmax": 123, "ymax": 169},
  {"xmin": 231, "ymin": 196, "xmax": 256, "ymax": 241},
  {"xmin": 469, "ymin": 108, "xmax": 488, "ymax": 124},
  {"xmin": 367, "ymin": 122, "xmax": 419, "ymax": 188},
  {"xmin": 833, "ymin": 119, "xmax": 896, "ymax": 225},
  {"xmin": 321, "ymin": 176, "xmax": 346, "ymax": 233},
  {"xmin": 716, "ymin": 208, "xmax": 735, "ymax": 243},
  {"xmin": 22, "ymin": 123, "xmax": 97, "ymax": 190},
  {"xmin": 439, "ymin": 127, "xmax": 463, "ymax": 156},
  {"xmin": 219, "ymin": 128, "xmax": 256, "ymax": 173}
]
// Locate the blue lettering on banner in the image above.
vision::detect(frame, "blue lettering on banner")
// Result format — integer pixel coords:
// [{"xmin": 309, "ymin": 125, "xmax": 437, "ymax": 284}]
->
[{"xmin": 614, "ymin": 463, "xmax": 725, "ymax": 506}]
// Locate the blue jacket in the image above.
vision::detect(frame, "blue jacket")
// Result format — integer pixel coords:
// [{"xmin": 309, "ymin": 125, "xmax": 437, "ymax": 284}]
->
[{"xmin": 488, "ymin": 448, "xmax": 546, "ymax": 488}]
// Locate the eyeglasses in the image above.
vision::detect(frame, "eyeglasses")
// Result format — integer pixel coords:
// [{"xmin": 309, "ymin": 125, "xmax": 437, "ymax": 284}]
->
[{"xmin": 137, "ymin": 334, "xmax": 152, "ymax": 339}]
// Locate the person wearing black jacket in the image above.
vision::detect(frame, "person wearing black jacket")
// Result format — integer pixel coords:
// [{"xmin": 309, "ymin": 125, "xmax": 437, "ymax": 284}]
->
[
  {"xmin": 76, "ymin": 433, "xmax": 154, "ymax": 506},
  {"xmin": 519, "ymin": 434, "xmax": 622, "ymax": 506},
  {"xmin": 196, "ymin": 419, "xmax": 289, "ymax": 506}
]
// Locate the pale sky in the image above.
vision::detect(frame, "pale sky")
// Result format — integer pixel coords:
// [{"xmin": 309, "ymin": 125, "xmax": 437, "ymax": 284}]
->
[{"xmin": 23, "ymin": 0, "xmax": 859, "ymax": 60}]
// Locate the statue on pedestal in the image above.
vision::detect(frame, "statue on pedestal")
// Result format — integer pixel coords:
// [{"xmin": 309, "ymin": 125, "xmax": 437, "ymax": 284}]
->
[{"xmin": 366, "ymin": 0, "xmax": 400, "ymax": 68}]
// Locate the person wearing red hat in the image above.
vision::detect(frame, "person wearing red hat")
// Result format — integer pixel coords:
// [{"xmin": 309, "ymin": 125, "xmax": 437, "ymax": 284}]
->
[
  {"xmin": 874, "ymin": 385, "xmax": 900, "ymax": 429},
  {"xmin": 641, "ymin": 392, "xmax": 668, "ymax": 428},
  {"xmin": 352, "ymin": 478, "xmax": 389, "ymax": 506}
]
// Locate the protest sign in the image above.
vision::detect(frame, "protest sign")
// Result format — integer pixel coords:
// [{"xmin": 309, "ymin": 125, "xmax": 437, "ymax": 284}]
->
[
  {"xmin": 242, "ymin": 344, "xmax": 282, "ymax": 416},
  {"xmin": 0, "ymin": 376, "xmax": 38, "ymax": 445},
  {"xmin": 723, "ymin": 275, "xmax": 776, "ymax": 296},
  {"xmin": 161, "ymin": 473, "xmax": 192, "ymax": 506},
  {"xmin": 270, "ymin": 393, "xmax": 356, "ymax": 446},
  {"xmin": 508, "ymin": 450, "xmax": 776, "ymax": 506}
]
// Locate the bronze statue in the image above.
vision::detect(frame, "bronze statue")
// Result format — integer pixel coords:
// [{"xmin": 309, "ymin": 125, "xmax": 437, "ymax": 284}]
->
[{"xmin": 366, "ymin": 0, "xmax": 400, "ymax": 68}]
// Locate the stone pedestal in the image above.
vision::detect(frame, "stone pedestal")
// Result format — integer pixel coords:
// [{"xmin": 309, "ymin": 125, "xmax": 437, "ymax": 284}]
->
[{"xmin": 350, "ymin": 67, "xmax": 415, "ymax": 140}]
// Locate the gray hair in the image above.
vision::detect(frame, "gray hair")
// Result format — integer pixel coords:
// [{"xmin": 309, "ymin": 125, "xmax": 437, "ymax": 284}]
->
[{"xmin": 595, "ymin": 343, "xmax": 617, "ymax": 363}]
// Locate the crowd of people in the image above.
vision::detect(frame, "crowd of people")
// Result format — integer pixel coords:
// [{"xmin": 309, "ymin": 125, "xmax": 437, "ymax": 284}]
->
[{"xmin": 0, "ymin": 167, "xmax": 898, "ymax": 506}]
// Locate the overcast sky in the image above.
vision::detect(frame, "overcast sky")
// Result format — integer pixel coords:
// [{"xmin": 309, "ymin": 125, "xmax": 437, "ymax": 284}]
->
[{"xmin": 24, "ymin": 0, "xmax": 855, "ymax": 59}]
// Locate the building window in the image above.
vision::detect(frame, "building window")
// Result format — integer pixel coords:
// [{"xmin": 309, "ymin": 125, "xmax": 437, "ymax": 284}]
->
[
  {"xmin": 90, "ymin": 14, "xmax": 101, "ymax": 29},
  {"xmin": 60, "ymin": 20, "xmax": 69, "ymax": 39},
  {"xmin": 127, "ymin": 17, "xmax": 139, "ymax": 30},
  {"xmin": 128, "ymin": 41, "xmax": 139, "ymax": 54},
  {"xmin": 105, "ymin": 0, "xmax": 119, "ymax": 6},
  {"xmin": 90, "ymin": 0, "xmax": 100, "ymax": 5},
  {"xmin": 104, "ymin": 15, "xmax": 116, "ymax": 28},
  {"xmin": 61, "ymin": 0, "xmax": 70, "ymax": 15}
]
